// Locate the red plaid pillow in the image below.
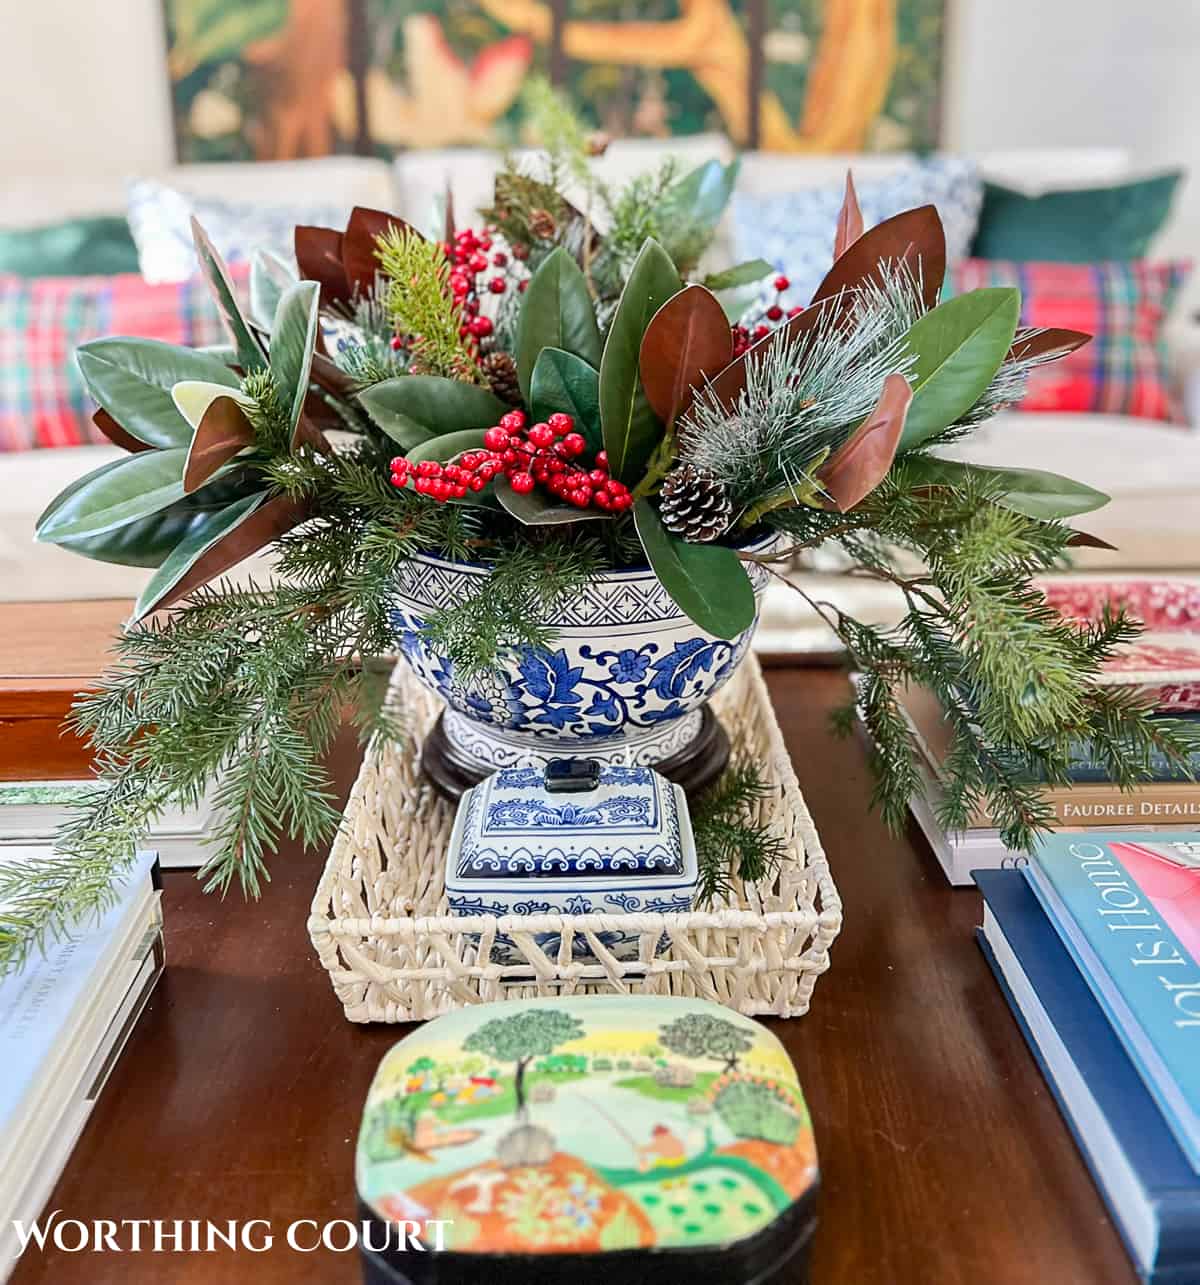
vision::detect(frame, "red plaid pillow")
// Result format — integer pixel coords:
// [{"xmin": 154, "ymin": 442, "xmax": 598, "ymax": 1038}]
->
[
  {"xmin": 0, "ymin": 268, "xmax": 246, "ymax": 452},
  {"xmin": 950, "ymin": 259, "xmax": 1191, "ymax": 423}
]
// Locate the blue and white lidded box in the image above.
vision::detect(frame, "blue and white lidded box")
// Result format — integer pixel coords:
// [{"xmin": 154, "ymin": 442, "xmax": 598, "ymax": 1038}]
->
[{"xmin": 444, "ymin": 759, "xmax": 698, "ymax": 961}]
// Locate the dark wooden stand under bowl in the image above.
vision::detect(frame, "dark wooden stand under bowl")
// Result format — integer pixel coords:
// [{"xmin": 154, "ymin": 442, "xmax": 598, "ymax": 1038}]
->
[{"xmin": 420, "ymin": 704, "xmax": 731, "ymax": 803}]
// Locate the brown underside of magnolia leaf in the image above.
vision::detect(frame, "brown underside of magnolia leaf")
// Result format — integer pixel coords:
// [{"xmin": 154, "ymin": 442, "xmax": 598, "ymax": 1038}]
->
[
  {"xmin": 292, "ymin": 414, "xmax": 334, "ymax": 455},
  {"xmin": 183, "ymin": 396, "xmax": 256, "ymax": 494},
  {"xmin": 810, "ymin": 205, "xmax": 946, "ymax": 312},
  {"xmin": 1010, "ymin": 327, "xmax": 1092, "ymax": 363},
  {"xmin": 833, "ymin": 171, "xmax": 865, "ymax": 260},
  {"xmin": 310, "ymin": 351, "xmax": 356, "ymax": 400},
  {"xmin": 1065, "ymin": 529, "xmax": 1119, "ymax": 551},
  {"xmin": 639, "ymin": 284, "xmax": 733, "ymax": 424},
  {"xmin": 295, "ymin": 225, "xmax": 350, "ymax": 307},
  {"xmin": 92, "ymin": 408, "xmax": 152, "ymax": 453},
  {"xmin": 153, "ymin": 495, "xmax": 311, "ymax": 614},
  {"xmin": 816, "ymin": 373, "xmax": 914, "ymax": 512},
  {"xmin": 342, "ymin": 206, "xmax": 414, "ymax": 297}
]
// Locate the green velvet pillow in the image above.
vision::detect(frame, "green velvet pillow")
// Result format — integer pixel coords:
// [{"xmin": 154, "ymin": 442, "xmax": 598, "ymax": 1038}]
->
[
  {"xmin": 0, "ymin": 215, "xmax": 140, "ymax": 277},
  {"xmin": 970, "ymin": 171, "xmax": 1182, "ymax": 261}
]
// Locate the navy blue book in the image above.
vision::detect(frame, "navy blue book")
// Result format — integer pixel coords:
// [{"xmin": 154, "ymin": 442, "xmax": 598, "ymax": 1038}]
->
[{"xmin": 975, "ymin": 869, "xmax": 1200, "ymax": 1284}]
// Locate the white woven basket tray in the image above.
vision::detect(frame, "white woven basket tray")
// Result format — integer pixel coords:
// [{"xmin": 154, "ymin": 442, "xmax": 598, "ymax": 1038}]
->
[{"xmin": 309, "ymin": 654, "xmax": 842, "ymax": 1022}]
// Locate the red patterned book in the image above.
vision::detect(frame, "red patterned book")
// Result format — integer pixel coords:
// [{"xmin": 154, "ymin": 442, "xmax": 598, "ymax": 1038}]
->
[{"xmin": 1041, "ymin": 579, "xmax": 1200, "ymax": 713}]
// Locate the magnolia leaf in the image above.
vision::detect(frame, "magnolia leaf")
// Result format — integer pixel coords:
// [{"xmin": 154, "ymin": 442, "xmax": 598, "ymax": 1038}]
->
[
  {"xmin": 833, "ymin": 171, "xmax": 864, "ymax": 259},
  {"xmin": 37, "ymin": 460, "xmax": 257, "ymax": 569},
  {"xmin": 92, "ymin": 409, "xmax": 151, "ymax": 454},
  {"xmin": 191, "ymin": 217, "xmax": 266, "ymax": 372},
  {"xmin": 183, "ymin": 396, "xmax": 256, "ymax": 494},
  {"xmin": 701, "ymin": 260, "xmax": 774, "ymax": 292},
  {"xmin": 311, "ymin": 351, "xmax": 356, "ymax": 400},
  {"xmin": 815, "ymin": 374, "xmax": 913, "ymax": 511},
  {"xmin": 1066, "ymin": 529, "xmax": 1119, "ymax": 551},
  {"xmin": 249, "ymin": 249, "xmax": 298, "ymax": 332},
  {"xmin": 295, "ymin": 224, "xmax": 349, "ymax": 307},
  {"xmin": 77, "ymin": 338, "xmax": 239, "ymax": 449},
  {"xmin": 633, "ymin": 499, "xmax": 755, "ymax": 639},
  {"xmin": 171, "ymin": 379, "xmax": 256, "ymax": 432},
  {"xmin": 515, "ymin": 248, "xmax": 603, "ymax": 401},
  {"xmin": 495, "ymin": 475, "xmax": 609, "ymax": 525},
  {"xmin": 906, "ymin": 456, "xmax": 1110, "ymax": 519},
  {"xmin": 1010, "ymin": 327, "xmax": 1092, "ymax": 363},
  {"xmin": 343, "ymin": 206, "xmax": 413, "ymax": 297},
  {"xmin": 358, "ymin": 376, "xmax": 506, "ymax": 448},
  {"xmin": 810, "ymin": 205, "xmax": 946, "ymax": 312},
  {"xmin": 530, "ymin": 348, "xmax": 602, "ymax": 452},
  {"xmin": 36, "ymin": 447, "xmax": 192, "ymax": 543},
  {"xmin": 638, "ymin": 284, "xmax": 732, "ymax": 424},
  {"xmin": 600, "ymin": 239, "xmax": 680, "ymax": 483},
  {"xmin": 135, "ymin": 492, "xmax": 266, "ymax": 618},
  {"xmin": 654, "ymin": 159, "xmax": 740, "ymax": 269},
  {"xmin": 136, "ymin": 493, "xmax": 310, "ymax": 619},
  {"xmin": 269, "ymin": 280, "xmax": 321, "ymax": 443},
  {"xmin": 900, "ymin": 288, "xmax": 1021, "ymax": 449}
]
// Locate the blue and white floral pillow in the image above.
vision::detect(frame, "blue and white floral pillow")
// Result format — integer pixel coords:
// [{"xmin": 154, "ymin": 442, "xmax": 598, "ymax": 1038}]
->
[
  {"xmin": 732, "ymin": 157, "xmax": 983, "ymax": 309},
  {"xmin": 126, "ymin": 180, "xmax": 348, "ymax": 284}
]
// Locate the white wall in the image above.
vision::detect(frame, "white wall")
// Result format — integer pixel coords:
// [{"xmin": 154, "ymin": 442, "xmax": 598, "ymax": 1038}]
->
[
  {"xmin": 1, "ymin": 0, "xmax": 173, "ymax": 176},
  {"xmin": 0, "ymin": 0, "xmax": 1196, "ymax": 251},
  {"xmin": 945, "ymin": 0, "xmax": 1200, "ymax": 254}
]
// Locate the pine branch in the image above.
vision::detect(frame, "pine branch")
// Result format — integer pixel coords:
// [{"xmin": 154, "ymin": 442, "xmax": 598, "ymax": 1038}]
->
[{"xmin": 693, "ymin": 764, "xmax": 788, "ymax": 907}]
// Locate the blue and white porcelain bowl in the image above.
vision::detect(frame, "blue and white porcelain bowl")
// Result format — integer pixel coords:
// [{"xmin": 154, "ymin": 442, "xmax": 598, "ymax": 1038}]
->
[
  {"xmin": 445, "ymin": 762, "xmax": 697, "ymax": 962},
  {"xmin": 391, "ymin": 536, "xmax": 774, "ymax": 777}
]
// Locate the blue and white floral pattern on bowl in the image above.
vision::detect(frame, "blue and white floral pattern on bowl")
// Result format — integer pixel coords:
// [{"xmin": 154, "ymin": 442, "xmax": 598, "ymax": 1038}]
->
[
  {"xmin": 391, "ymin": 538, "xmax": 774, "ymax": 775},
  {"xmin": 444, "ymin": 764, "xmax": 698, "ymax": 963}
]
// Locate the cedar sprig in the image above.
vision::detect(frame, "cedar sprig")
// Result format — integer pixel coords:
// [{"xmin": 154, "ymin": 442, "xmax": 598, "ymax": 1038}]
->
[
  {"xmin": 375, "ymin": 225, "xmax": 481, "ymax": 382},
  {"xmin": 693, "ymin": 764, "xmax": 788, "ymax": 906}
]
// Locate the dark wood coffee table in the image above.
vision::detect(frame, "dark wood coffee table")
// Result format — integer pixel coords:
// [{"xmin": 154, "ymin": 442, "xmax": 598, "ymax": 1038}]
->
[{"xmin": 10, "ymin": 662, "xmax": 1136, "ymax": 1285}]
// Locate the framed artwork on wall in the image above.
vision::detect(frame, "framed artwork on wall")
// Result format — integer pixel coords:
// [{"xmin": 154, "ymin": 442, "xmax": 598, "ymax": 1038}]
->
[{"xmin": 163, "ymin": 0, "xmax": 945, "ymax": 161}]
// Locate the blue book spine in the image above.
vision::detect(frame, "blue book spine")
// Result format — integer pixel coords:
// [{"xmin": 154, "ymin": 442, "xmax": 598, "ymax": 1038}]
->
[
  {"xmin": 976, "ymin": 869, "xmax": 1200, "ymax": 1283},
  {"xmin": 1026, "ymin": 833, "xmax": 1200, "ymax": 1176}
]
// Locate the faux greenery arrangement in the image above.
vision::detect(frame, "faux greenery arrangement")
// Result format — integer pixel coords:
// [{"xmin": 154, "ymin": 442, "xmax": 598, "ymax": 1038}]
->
[{"xmin": 4, "ymin": 93, "xmax": 1194, "ymax": 974}]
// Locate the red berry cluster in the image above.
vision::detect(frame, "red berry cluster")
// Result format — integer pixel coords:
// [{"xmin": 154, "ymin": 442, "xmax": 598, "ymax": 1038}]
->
[
  {"xmin": 730, "ymin": 273, "xmax": 804, "ymax": 358},
  {"xmin": 390, "ymin": 411, "xmax": 633, "ymax": 512}
]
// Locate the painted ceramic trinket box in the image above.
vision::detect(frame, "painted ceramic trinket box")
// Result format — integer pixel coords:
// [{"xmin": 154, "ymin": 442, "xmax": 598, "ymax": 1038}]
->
[
  {"xmin": 444, "ymin": 760, "xmax": 698, "ymax": 962},
  {"xmin": 356, "ymin": 995, "xmax": 818, "ymax": 1284}
]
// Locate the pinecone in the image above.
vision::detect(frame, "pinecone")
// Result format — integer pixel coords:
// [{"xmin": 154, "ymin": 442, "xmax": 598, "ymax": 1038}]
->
[
  {"xmin": 480, "ymin": 351, "xmax": 522, "ymax": 405},
  {"xmin": 529, "ymin": 207, "xmax": 558, "ymax": 240},
  {"xmin": 659, "ymin": 464, "xmax": 733, "ymax": 543}
]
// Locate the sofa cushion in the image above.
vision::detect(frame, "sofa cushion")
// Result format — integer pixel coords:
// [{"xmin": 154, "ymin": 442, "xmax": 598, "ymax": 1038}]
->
[
  {"xmin": 127, "ymin": 180, "xmax": 348, "ymax": 284},
  {"xmin": 0, "ymin": 269, "xmax": 238, "ymax": 452},
  {"xmin": 0, "ymin": 216, "xmax": 140, "ymax": 278},
  {"xmin": 732, "ymin": 156, "xmax": 982, "ymax": 307},
  {"xmin": 951, "ymin": 259, "xmax": 1192, "ymax": 422},
  {"xmin": 971, "ymin": 171, "xmax": 1183, "ymax": 261}
]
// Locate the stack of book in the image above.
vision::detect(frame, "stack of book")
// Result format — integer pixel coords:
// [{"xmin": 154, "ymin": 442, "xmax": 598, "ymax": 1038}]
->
[
  {"xmin": 0, "ymin": 849, "xmax": 163, "ymax": 1278},
  {"xmin": 894, "ymin": 683, "xmax": 1200, "ymax": 885},
  {"xmin": 0, "ymin": 780, "xmax": 218, "ymax": 869},
  {"xmin": 865, "ymin": 577, "xmax": 1200, "ymax": 885},
  {"xmin": 977, "ymin": 833, "xmax": 1200, "ymax": 1284}
]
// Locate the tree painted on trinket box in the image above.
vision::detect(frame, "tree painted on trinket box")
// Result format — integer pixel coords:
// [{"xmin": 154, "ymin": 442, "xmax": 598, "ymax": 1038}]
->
[
  {"xmin": 463, "ymin": 1008, "xmax": 585, "ymax": 1120},
  {"xmin": 659, "ymin": 1012, "xmax": 754, "ymax": 1073}
]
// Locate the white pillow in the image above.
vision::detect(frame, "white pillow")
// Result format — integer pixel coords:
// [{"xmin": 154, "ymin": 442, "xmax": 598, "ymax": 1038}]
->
[
  {"xmin": 126, "ymin": 179, "xmax": 348, "ymax": 284},
  {"xmin": 731, "ymin": 156, "xmax": 983, "ymax": 309}
]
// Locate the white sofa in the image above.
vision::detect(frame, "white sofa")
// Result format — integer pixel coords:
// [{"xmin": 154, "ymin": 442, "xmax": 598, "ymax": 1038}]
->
[{"xmin": 2, "ymin": 147, "xmax": 1197, "ymax": 650}]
